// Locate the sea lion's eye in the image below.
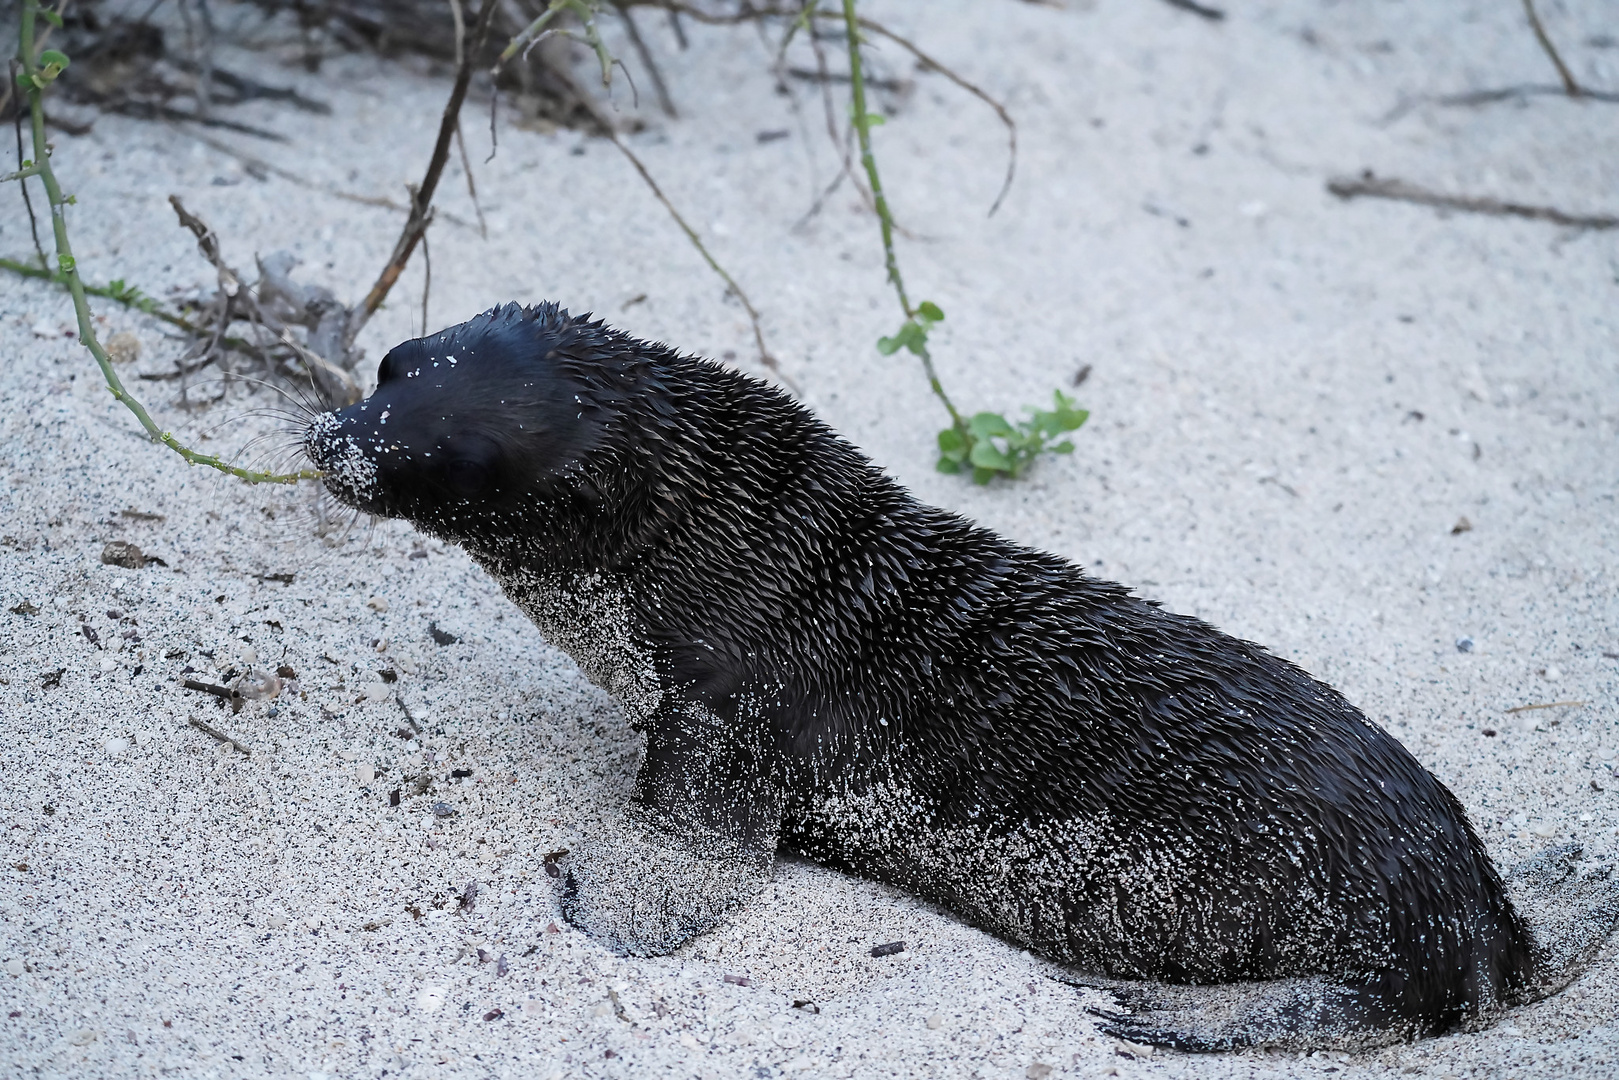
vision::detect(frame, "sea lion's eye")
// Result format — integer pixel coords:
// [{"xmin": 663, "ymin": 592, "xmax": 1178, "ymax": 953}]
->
[{"xmin": 446, "ymin": 458, "xmax": 489, "ymax": 495}]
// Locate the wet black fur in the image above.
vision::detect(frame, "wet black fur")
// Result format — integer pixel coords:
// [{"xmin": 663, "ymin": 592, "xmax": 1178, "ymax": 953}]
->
[{"xmin": 307, "ymin": 303, "xmax": 1537, "ymax": 1044}]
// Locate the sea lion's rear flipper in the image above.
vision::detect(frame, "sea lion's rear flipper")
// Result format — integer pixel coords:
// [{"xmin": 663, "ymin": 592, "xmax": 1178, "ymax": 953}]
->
[
  {"xmin": 1067, "ymin": 976, "xmax": 1413, "ymax": 1053},
  {"xmin": 1505, "ymin": 843, "xmax": 1619, "ymax": 1001}
]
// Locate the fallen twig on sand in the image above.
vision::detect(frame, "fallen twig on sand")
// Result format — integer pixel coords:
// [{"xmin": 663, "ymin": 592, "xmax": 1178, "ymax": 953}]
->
[
  {"xmin": 1158, "ymin": 0, "xmax": 1225, "ymax": 22},
  {"xmin": 1327, "ymin": 172, "xmax": 1618, "ymax": 230},
  {"xmin": 607, "ymin": 133, "xmax": 790, "ymax": 389},
  {"xmin": 1503, "ymin": 701, "xmax": 1589, "ymax": 715},
  {"xmin": 187, "ymin": 713, "xmax": 253, "ymax": 752},
  {"xmin": 1521, "ymin": 0, "xmax": 1582, "ymax": 98}
]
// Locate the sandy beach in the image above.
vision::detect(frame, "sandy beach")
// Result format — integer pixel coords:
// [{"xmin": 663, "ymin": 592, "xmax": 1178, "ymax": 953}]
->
[{"xmin": 1, "ymin": 1, "xmax": 1616, "ymax": 1077}]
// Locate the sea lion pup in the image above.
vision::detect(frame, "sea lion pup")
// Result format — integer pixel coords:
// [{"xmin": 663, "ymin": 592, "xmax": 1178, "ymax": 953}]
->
[{"xmin": 304, "ymin": 303, "xmax": 1618, "ymax": 1051}]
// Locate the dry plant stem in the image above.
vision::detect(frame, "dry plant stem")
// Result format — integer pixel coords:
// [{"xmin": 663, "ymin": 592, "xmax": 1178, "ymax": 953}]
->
[
  {"xmin": 9, "ymin": 3, "xmax": 316, "ymax": 485},
  {"xmin": 616, "ymin": 1, "xmax": 676, "ymax": 117},
  {"xmin": 840, "ymin": 0, "xmax": 963, "ymax": 434},
  {"xmin": 351, "ymin": 0, "xmax": 499, "ymax": 342},
  {"xmin": 657, "ymin": 2, "xmax": 1017, "ymax": 217},
  {"xmin": 1521, "ymin": 0, "xmax": 1581, "ymax": 97},
  {"xmin": 845, "ymin": 13, "xmax": 1016, "ymax": 216},
  {"xmin": 452, "ymin": 122, "xmax": 488, "ymax": 237},
  {"xmin": 607, "ymin": 132, "xmax": 791, "ymax": 390},
  {"xmin": 1327, "ymin": 173, "xmax": 1618, "ymax": 230},
  {"xmin": 10, "ymin": 60, "xmax": 47, "ymax": 267}
]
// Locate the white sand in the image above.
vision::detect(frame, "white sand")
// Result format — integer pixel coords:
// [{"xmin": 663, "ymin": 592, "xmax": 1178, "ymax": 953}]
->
[{"xmin": 2, "ymin": 1, "xmax": 1616, "ymax": 1077}]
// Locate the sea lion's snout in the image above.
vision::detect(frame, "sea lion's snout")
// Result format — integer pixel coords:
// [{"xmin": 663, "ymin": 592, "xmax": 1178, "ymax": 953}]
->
[{"xmin": 304, "ymin": 409, "xmax": 386, "ymax": 513}]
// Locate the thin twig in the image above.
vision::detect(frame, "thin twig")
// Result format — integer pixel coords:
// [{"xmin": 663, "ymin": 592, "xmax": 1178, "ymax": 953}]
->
[
  {"xmin": 350, "ymin": 0, "xmax": 499, "ymax": 343},
  {"xmin": 10, "ymin": 59, "xmax": 46, "ymax": 268},
  {"xmin": 421, "ymin": 227, "xmax": 432, "ymax": 335},
  {"xmin": 616, "ymin": 1, "xmax": 677, "ymax": 117},
  {"xmin": 1158, "ymin": 0, "xmax": 1225, "ymax": 21},
  {"xmin": 187, "ymin": 714, "xmax": 253, "ymax": 753},
  {"xmin": 1521, "ymin": 0, "xmax": 1581, "ymax": 97},
  {"xmin": 452, "ymin": 121, "xmax": 488, "ymax": 237},
  {"xmin": 176, "ymin": 127, "xmax": 474, "ymax": 225},
  {"xmin": 849, "ymin": 14, "xmax": 1017, "ymax": 216},
  {"xmin": 1327, "ymin": 172, "xmax": 1618, "ymax": 230},
  {"xmin": 655, "ymin": 2, "xmax": 1019, "ymax": 215},
  {"xmin": 608, "ymin": 132, "xmax": 792, "ymax": 390},
  {"xmin": 1503, "ymin": 700, "xmax": 1589, "ymax": 714}
]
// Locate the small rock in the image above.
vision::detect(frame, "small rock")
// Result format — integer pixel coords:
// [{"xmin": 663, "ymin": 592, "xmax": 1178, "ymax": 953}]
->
[
  {"xmin": 264, "ymin": 914, "xmax": 288, "ymax": 929},
  {"xmin": 1451, "ymin": 516, "xmax": 1473, "ymax": 535},
  {"xmin": 589, "ymin": 1000, "xmax": 614, "ymax": 1018},
  {"xmin": 103, "ymin": 737, "xmax": 129, "ymax": 756},
  {"xmin": 483, "ymin": 1007, "xmax": 503, "ymax": 1021},
  {"xmin": 65, "ymin": 1028, "xmax": 98, "ymax": 1046},
  {"xmin": 414, "ymin": 986, "xmax": 445, "ymax": 1013},
  {"xmin": 433, "ymin": 802, "xmax": 457, "ymax": 819},
  {"xmin": 367, "ymin": 596, "xmax": 389, "ymax": 613},
  {"xmin": 1543, "ymin": 666, "xmax": 1562, "ymax": 681},
  {"xmin": 100, "ymin": 541, "xmax": 149, "ymax": 570},
  {"xmin": 4, "ymin": 957, "xmax": 23, "ymax": 976},
  {"xmin": 1531, "ymin": 821, "xmax": 1560, "ymax": 838},
  {"xmin": 364, "ymin": 681, "xmax": 390, "ymax": 702},
  {"xmin": 356, "ymin": 763, "xmax": 375, "ymax": 785},
  {"xmin": 1455, "ymin": 636, "xmax": 1474, "ymax": 653},
  {"xmin": 926, "ymin": 1013, "xmax": 943, "ymax": 1030},
  {"xmin": 105, "ymin": 331, "xmax": 141, "ymax": 364},
  {"xmin": 1027, "ymin": 1064, "xmax": 1053, "ymax": 1080},
  {"xmin": 869, "ymin": 941, "xmax": 906, "ymax": 958},
  {"xmin": 1115, "ymin": 1039, "xmax": 1155, "ymax": 1057},
  {"xmin": 522, "ymin": 1000, "xmax": 544, "ymax": 1016}
]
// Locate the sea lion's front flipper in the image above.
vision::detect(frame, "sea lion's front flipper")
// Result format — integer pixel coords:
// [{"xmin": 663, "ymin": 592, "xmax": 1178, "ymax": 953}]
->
[
  {"xmin": 557, "ymin": 702, "xmax": 783, "ymax": 956},
  {"xmin": 1079, "ymin": 976, "xmax": 1414, "ymax": 1053}
]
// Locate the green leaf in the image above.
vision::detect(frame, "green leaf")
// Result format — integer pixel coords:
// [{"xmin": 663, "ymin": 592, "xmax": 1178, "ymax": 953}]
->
[
  {"xmin": 971, "ymin": 467, "xmax": 997, "ymax": 485},
  {"xmin": 40, "ymin": 10, "xmax": 64, "ymax": 28},
  {"xmin": 56, "ymin": 254, "xmax": 75, "ymax": 273},
  {"xmin": 935, "ymin": 456, "xmax": 963, "ymax": 475},
  {"xmin": 39, "ymin": 50, "xmax": 71, "ymax": 70},
  {"xmin": 916, "ymin": 300, "xmax": 944, "ymax": 323},
  {"xmin": 864, "ymin": 113, "xmax": 886, "ymax": 127},
  {"xmin": 969, "ymin": 440, "xmax": 1013, "ymax": 471},
  {"xmin": 968, "ymin": 412, "xmax": 1013, "ymax": 439},
  {"xmin": 1053, "ymin": 441, "xmax": 1074, "ymax": 454},
  {"xmin": 936, "ymin": 427, "xmax": 966, "ymax": 455},
  {"xmin": 876, "ymin": 334, "xmax": 901, "ymax": 356}
]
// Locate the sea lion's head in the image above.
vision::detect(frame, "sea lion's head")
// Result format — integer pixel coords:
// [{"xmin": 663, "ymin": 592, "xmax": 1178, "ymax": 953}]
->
[{"xmin": 304, "ymin": 303, "xmax": 636, "ymax": 549}]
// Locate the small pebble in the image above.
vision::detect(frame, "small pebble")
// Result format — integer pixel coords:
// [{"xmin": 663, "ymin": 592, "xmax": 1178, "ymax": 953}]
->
[
  {"xmin": 4, "ymin": 957, "xmax": 23, "ymax": 976},
  {"xmin": 356, "ymin": 763, "xmax": 375, "ymax": 785},
  {"xmin": 367, "ymin": 596, "xmax": 389, "ymax": 613},
  {"xmin": 103, "ymin": 737, "xmax": 129, "ymax": 756},
  {"xmin": 1544, "ymin": 666, "xmax": 1562, "ymax": 681},
  {"xmin": 1455, "ymin": 636, "xmax": 1474, "ymax": 653},
  {"xmin": 1027, "ymin": 1064, "xmax": 1053, "ymax": 1080},
  {"xmin": 869, "ymin": 941, "xmax": 906, "ymax": 958},
  {"xmin": 105, "ymin": 331, "xmax": 141, "ymax": 364},
  {"xmin": 66, "ymin": 1028, "xmax": 98, "ymax": 1046},
  {"xmin": 364, "ymin": 681, "xmax": 390, "ymax": 702},
  {"xmin": 433, "ymin": 802, "xmax": 457, "ymax": 819},
  {"xmin": 926, "ymin": 1013, "xmax": 943, "ymax": 1030}
]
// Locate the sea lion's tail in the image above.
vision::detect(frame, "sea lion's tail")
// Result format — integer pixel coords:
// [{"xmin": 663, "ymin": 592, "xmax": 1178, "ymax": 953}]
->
[{"xmin": 1504, "ymin": 842, "xmax": 1619, "ymax": 1005}]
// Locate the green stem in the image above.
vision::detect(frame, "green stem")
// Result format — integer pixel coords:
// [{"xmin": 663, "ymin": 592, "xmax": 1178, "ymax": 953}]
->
[
  {"xmin": 839, "ymin": 0, "xmax": 964, "ymax": 435},
  {"xmin": 13, "ymin": 2, "xmax": 317, "ymax": 485}
]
